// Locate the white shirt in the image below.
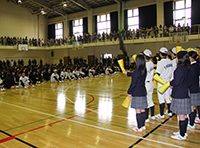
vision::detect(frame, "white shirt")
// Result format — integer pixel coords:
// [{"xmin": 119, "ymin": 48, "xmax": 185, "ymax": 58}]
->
[
  {"xmin": 156, "ymin": 58, "xmax": 173, "ymax": 82},
  {"xmin": 146, "ymin": 61, "xmax": 154, "ymax": 82},
  {"xmin": 60, "ymin": 71, "xmax": 66, "ymax": 79},
  {"xmin": 50, "ymin": 73, "xmax": 59, "ymax": 82},
  {"xmin": 171, "ymin": 58, "xmax": 177, "ymax": 79},
  {"xmin": 105, "ymin": 68, "xmax": 113, "ymax": 75},
  {"xmin": 19, "ymin": 76, "xmax": 29, "ymax": 86}
]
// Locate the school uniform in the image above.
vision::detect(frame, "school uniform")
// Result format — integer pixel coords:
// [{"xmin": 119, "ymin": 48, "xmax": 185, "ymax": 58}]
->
[
  {"xmin": 50, "ymin": 73, "xmax": 59, "ymax": 83},
  {"xmin": 60, "ymin": 71, "xmax": 66, "ymax": 80},
  {"xmin": 105, "ymin": 67, "xmax": 113, "ymax": 75},
  {"xmin": 127, "ymin": 69, "xmax": 147, "ymax": 131},
  {"xmin": 19, "ymin": 76, "xmax": 30, "ymax": 87},
  {"xmin": 189, "ymin": 62, "xmax": 200, "ymax": 106},
  {"xmin": 127, "ymin": 69, "xmax": 147, "ymax": 109},
  {"xmin": 170, "ymin": 65, "xmax": 191, "ymax": 115}
]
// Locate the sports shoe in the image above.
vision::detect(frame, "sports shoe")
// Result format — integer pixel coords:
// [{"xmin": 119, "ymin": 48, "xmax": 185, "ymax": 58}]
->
[
  {"xmin": 145, "ymin": 119, "xmax": 150, "ymax": 123},
  {"xmin": 165, "ymin": 110, "xmax": 172, "ymax": 116},
  {"xmin": 31, "ymin": 85, "xmax": 35, "ymax": 88},
  {"xmin": 171, "ymin": 134, "xmax": 187, "ymax": 141},
  {"xmin": 187, "ymin": 124, "xmax": 195, "ymax": 130},
  {"xmin": 155, "ymin": 114, "xmax": 165, "ymax": 119},
  {"xmin": 24, "ymin": 86, "xmax": 28, "ymax": 89},
  {"xmin": 195, "ymin": 117, "xmax": 200, "ymax": 124},
  {"xmin": 0, "ymin": 88, "xmax": 5, "ymax": 91},
  {"xmin": 132, "ymin": 127, "xmax": 143, "ymax": 132},
  {"xmin": 141, "ymin": 126, "xmax": 146, "ymax": 131},
  {"xmin": 173, "ymin": 131, "xmax": 188, "ymax": 137},
  {"xmin": 149, "ymin": 115, "xmax": 156, "ymax": 120}
]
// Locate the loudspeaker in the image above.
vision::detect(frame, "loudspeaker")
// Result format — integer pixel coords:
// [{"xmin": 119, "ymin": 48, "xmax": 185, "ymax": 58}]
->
[{"xmin": 51, "ymin": 51, "xmax": 54, "ymax": 57}]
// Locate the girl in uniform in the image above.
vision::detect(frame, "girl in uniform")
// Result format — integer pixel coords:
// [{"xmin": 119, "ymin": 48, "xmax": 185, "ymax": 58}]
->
[
  {"xmin": 187, "ymin": 51, "xmax": 200, "ymax": 129},
  {"xmin": 170, "ymin": 51, "xmax": 191, "ymax": 140},
  {"xmin": 124, "ymin": 54, "xmax": 147, "ymax": 132}
]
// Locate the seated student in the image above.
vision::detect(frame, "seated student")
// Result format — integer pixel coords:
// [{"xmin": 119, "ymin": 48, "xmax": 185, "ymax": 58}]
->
[
  {"xmin": 50, "ymin": 69, "xmax": 61, "ymax": 83},
  {"xmin": 66, "ymin": 69, "xmax": 74, "ymax": 81},
  {"xmin": 19, "ymin": 72, "xmax": 35, "ymax": 88},
  {"xmin": 0, "ymin": 71, "xmax": 5, "ymax": 81},
  {"xmin": 105, "ymin": 65, "xmax": 114, "ymax": 75},
  {"xmin": 3, "ymin": 72, "xmax": 15, "ymax": 89},
  {"xmin": 11, "ymin": 71, "xmax": 19, "ymax": 87},
  {"xmin": 30, "ymin": 71, "xmax": 37, "ymax": 85},
  {"xmin": 88, "ymin": 66, "xmax": 96, "ymax": 77},
  {"xmin": 82, "ymin": 66, "xmax": 89, "ymax": 77},
  {"xmin": 0, "ymin": 77, "xmax": 5, "ymax": 91},
  {"xmin": 72, "ymin": 67, "xmax": 80, "ymax": 80},
  {"xmin": 39, "ymin": 70, "xmax": 45, "ymax": 83},
  {"xmin": 45, "ymin": 69, "xmax": 51, "ymax": 81},
  {"xmin": 79, "ymin": 67, "xmax": 85, "ymax": 79},
  {"xmin": 114, "ymin": 65, "xmax": 120, "ymax": 73},
  {"xmin": 60, "ymin": 68, "xmax": 66, "ymax": 81}
]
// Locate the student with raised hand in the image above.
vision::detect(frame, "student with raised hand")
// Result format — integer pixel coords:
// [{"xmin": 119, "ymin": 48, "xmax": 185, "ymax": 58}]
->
[
  {"xmin": 124, "ymin": 54, "xmax": 147, "ymax": 132},
  {"xmin": 170, "ymin": 51, "xmax": 191, "ymax": 140}
]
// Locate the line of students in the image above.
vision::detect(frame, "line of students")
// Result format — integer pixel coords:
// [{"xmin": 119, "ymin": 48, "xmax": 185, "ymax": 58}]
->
[
  {"xmin": 125, "ymin": 47, "xmax": 200, "ymax": 141},
  {"xmin": 0, "ymin": 63, "xmax": 120, "ymax": 90}
]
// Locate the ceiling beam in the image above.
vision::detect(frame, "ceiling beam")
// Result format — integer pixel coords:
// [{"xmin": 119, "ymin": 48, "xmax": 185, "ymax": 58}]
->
[
  {"xmin": 92, "ymin": 0, "xmax": 101, "ymax": 6},
  {"xmin": 114, "ymin": 0, "xmax": 122, "ymax": 3},
  {"xmin": 70, "ymin": 0, "xmax": 90, "ymax": 10},
  {"xmin": 105, "ymin": 0, "xmax": 111, "ymax": 4},
  {"xmin": 30, "ymin": 0, "xmax": 65, "ymax": 16}
]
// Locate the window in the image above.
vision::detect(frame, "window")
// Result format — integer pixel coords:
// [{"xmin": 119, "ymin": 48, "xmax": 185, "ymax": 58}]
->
[
  {"xmin": 173, "ymin": 0, "xmax": 191, "ymax": 27},
  {"xmin": 127, "ymin": 8, "xmax": 139, "ymax": 31},
  {"xmin": 55, "ymin": 23, "xmax": 63, "ymax": 39},
  {"xmin": 73, "ymin": 18, "xmax": 83, "ymax": 37},
  {"xmin": 97, "ymin": 14, "xmax": 110, "ymax": 34}
]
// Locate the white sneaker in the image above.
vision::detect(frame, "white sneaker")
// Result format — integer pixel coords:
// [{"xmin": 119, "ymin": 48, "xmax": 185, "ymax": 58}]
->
[
  {"xmin": 155, "ymin": 114, "xmax": 165, "ymax": 119},
  {"xmin": 24, "ymin": 86, "xmax": 28, "ymax": 89},
  {"xmin": 195, "ymin": 117, "xmax": 200, "ymax": 123},
  {"xmin": 145, "ymin": 119, "xmax": 150, "ymax": 123},
  {"xmin": 173, "ymin": 131, "xmax": 188, "ymax": 137},
  {"xmin": 132, "ymin": 127, "xmax": 143, "ymax": 132},
  {"xmin": 0, "ymin": 88, "xmax": 5, "ymax": 91},
  {"xmin": 165, "ymin": 110, "xmax": 172, "ymax": 116},
  {"xmin": 171, "ymin": 134, "xmax": 187, "ymax": 140},
  {"xmin": 141, "ymin": 126, "xmax": 146, "ymax": 131},
  {"xmin": 187, "ymin": 124, "xmax": 195, "ymax": 130},
  {"xmin": 31, "ymin": 85, "xmax": 35, "ymax": 88},
  {"xmin": 149, "ymin": 116, "xmax": 156, "ymax": 120}
]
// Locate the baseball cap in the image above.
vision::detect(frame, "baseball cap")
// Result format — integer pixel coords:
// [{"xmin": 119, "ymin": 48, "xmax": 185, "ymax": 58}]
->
[
  {"xmin": 159, "ymin": 47, "xmax": 168, "ymax": 54},
  {"xmin": 170, "ymin": 47, "xmax": 176, "ymax": 54},
  {"xmin": 142, "ymin": 49, "xmax": 152, "ymax": 57},
  {"xmin": 54, "ymin": 69, "xmax": 57, "ymax": 72}
]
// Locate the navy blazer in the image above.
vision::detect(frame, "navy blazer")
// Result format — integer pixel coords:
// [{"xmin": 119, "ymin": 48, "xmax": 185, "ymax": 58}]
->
[
  {"xmin": 170, "ymin": 65, "xmax": 190, "ymax": 98},
  {"xmin": 189, "ymin": 62, "xmax": 200, "ymax": 93},
  {"xmin": 127, "ymin": 69, "xmax": 146, "ymax": 96}
]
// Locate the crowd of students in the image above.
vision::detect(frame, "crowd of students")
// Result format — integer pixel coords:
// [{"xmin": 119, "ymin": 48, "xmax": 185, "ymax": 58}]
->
[
  {"xmin": 0, "ymin": 61, "xmax": 120, "ymax": 91},
  {"xmin": 0, "ymin": 23, "xmax": 193, "ymax": 47}
]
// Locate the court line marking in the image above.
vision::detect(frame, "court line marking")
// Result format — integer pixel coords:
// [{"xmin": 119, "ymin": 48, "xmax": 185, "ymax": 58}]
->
[
  {"xmin": 0, "ymin": 101, "xmax": 183, "ymax": 148},
  {"xmin": 129, "ymin": 114, "xmax": 174, "ymax": 148},
  {"xmin": 0, "ymin": 130, "xmax": 37, "ymax": 148}
]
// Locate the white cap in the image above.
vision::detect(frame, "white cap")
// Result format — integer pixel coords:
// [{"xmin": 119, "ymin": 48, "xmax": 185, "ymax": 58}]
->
[
  {"xmin": 54, "ymin": 69, "xmax": 57, "ymax": 72},
  {"xmin": 190, "ymin": 48, "xmax": 196, "ymax": 52},
  {"xmin": 159, "ymin": 47, "xmax": 168, "ymax": 54},
  {"xmin": 143, "ymin": 49, "xmax": 152, "ymax": 57},
  {"xmin": 170, "ymin": 47, "xmax": 176, "ymax": 54}
]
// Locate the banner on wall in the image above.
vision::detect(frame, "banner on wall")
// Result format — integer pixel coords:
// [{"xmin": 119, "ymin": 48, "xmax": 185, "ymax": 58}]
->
[{"xmin": 18, "ymin": 44, "xmax": 28, "ymax": 51}]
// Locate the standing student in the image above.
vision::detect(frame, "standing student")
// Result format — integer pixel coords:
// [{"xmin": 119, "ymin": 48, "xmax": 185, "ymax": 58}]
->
[
  {"xmin": 170, "ymin": 51, "xmax": 191, "ymax": 140},
  {"xmin": 124, "ymin": 54, "xmax": 147, "ymax": 132},
  {"xmin": 142, "ymin": 49, "xmax": 155, "ymax": 122},
  {"xmin": 187, "ymin": 51, "xmax": 200, "ymax": 129},
  {"xmin": 156, "ymin": 47, "xmax": 173, "ymax": 119}
]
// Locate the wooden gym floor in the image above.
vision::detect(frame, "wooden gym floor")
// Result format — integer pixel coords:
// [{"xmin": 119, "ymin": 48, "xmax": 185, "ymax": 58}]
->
[{"xmin": 0, "ymin": 73, "xmax": 200, "ymax": 148}]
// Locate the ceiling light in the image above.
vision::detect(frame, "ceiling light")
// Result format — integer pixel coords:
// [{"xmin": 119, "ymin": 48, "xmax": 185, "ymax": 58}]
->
[
  {"xmin": 41, "ymin": 9, "xmax": 46, "ymax": 15},
  {"xmin": 63, "ymin": 2, "xmax": 67, "ymax": 7},
  {"xmin": 18, "ymin": 0, "xmax": 22, "ymax": 3}
]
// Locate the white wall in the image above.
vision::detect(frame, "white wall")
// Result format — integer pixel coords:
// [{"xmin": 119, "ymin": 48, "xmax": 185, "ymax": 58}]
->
[{"xmin": 0, "ymin": 0, "xmax": 48, "ymax": 39}]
